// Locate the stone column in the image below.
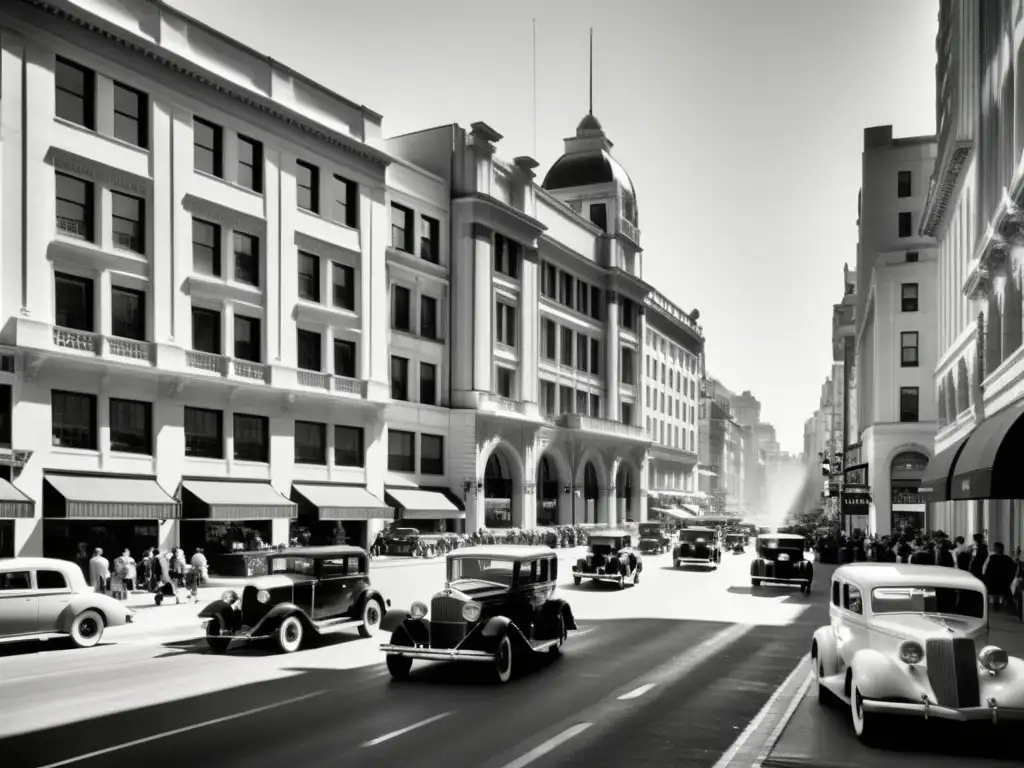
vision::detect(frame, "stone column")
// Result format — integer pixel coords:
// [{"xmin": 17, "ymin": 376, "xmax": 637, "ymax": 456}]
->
[
  {"xmin": 519, "ymin": 247, "xmax": 539, "ymax": 409},
  {"xmin": 605, "ymin": 292, "xmax": 620, "ymax": 419},
  {"xmin": 472, "ymin": 223, "xmax": 494, "ymax": 393}
]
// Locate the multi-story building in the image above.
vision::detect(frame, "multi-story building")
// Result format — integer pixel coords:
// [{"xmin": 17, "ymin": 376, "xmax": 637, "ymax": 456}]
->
[
  {"xmin": 698, "ymin": 377, "xmax": 745, "ymax": 515},
  {"xmin": 731, "ymin": 390, "xmax": 765, "ymax": 518},
  {"xmin": 763, "ymin": 451, "xmax": 806, "ymax": 522},
  {"xmin": 853, "ymin": 125, "xmax": 938, "ymax": 536},
  {"xmin": 920, "ymin": 0, "xmax": 1024, "ymax": 556}
]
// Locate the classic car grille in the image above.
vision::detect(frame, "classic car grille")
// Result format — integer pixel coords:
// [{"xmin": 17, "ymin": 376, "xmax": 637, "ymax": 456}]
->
[
  {"xmin": 429, "ymin": 595, "xmax": 468, "ymax": 649},
  {"xmin": 693, "ymin": 544, "xmax": 709, "ymax": 559},
  {"xmin": 774, "ymin": 561, "xmax": 793, "ymax": 578},
  {"xmin": 926, "ymin": 637, "xmax": 980, "ymax": 708},
  {"xmin": 678, "ymin": 543, "xmax": 692, "ymax": 556},
  {"xmin": 431, "ymin": 595, "xmax": 465, "ymax": 623}
]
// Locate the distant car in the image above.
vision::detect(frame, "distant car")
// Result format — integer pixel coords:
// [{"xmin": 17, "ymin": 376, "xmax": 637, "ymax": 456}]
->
[
  {"xmin": 751, "ymin": 533, "xmax": 813, "ymax": 593},
  {"xmin": 673, "ymin": 527, "xmax": 721, "ymax": 569},
  {"xmin": 812, "ymin": 564, "xmax": 1024, "ymax": 744},
  {"xmin": 379, "ymin": 545, "xmax": 577, "ymax": 683},
  {"xmin": 726, "ymin": 533, "xmax": 748, "ymax": 553},
  {"xmin": 199, "ymin": 545, "xmax": 390, "ymax": 653},
  {"xmin": 637, "ymin": 522, "xmax": 669, "ymax": 555},
  {"xmin": 0, "ymin": 557, "xmax": 134, "ymax": 648},
  {"xmin": 571, "ymin": 531, "xmax": 642, "ymax": 588}
]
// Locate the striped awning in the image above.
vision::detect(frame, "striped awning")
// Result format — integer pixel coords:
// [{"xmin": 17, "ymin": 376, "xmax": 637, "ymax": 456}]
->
[
  {"xmin": 386, "ymin": 487, "xmax": 465, "ymax": 520},
  {"xmin": 0, "ymin": 477, "xmax": 34, "ymax": 518},
  {"xmin": 44, "ymin": 474, "xmax": 178, "ymax": 519},
  {"xmin": 292, "ymin": 484, "xmax": 393, "ymax": 521},
  {"xmin": 181, "ymin": 480, "xmax": 296, "ymax": 520}
]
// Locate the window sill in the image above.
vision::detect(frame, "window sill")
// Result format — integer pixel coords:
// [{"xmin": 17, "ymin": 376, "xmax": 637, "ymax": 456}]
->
[
  {"xmin": 296, "ymin": 206, "xmax": 360, "ymax": 233},
  {"xmin": 50, "ymin": 446, "xmax": 100, "ymax": 456},
  {"xmin": 232, "ymin": 458, "xmax": 269, "ymax": 466},
  {"xmin": 109, "ymin": 449, "xmax": 153, "ymax": 458},
  {"xmin": 184, "ymin": 455, "xmax": 227, "ymax": 463},
  {"xmin": 53, "ymin": 116, "xmax": 151, "ymax": 158}
]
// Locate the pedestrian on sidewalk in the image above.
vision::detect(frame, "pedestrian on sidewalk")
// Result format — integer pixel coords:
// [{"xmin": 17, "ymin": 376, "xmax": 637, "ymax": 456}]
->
[
  {"xmin": 89, "ymin": 548, "xmax": 110, "ymax": 595},
  {"xmin": 110, "ymin": 551, "xmax": 129, "ymax": 601},
  {"xmin": 190, "ymin": 547, "xmax": 209, "ymax": 592},
  {"xmin": 983, "ymin": 542, "xmax": 1016, "ymax": 610},
  {"xmin": 123, "ymin": 549, "xmax": 138, "ymax": 592}
]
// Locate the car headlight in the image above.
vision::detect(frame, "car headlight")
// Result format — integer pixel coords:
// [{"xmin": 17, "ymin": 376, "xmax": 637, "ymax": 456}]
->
[
  {"xmin": 462, "ymin": 601, "xmax": 482, "ymax": 622},
  {"xmin": 777, "ymin": 553, "xmax": 790, "ymax": 562},
  {"xmin": 410, "ymin": 601, "xmax": 428, "ymax": 619},
  {"xmin": 256, "ymin": 589, "xmax": 270, "ymax": 604},
  {"xmin": 221, "ymin": 590, "xmax": 239, "ymax": 605},
  {"xmin": 898, "ymin": 640, "xmax": 925, "ymax": 665},
  {"xmin": 979, "ymin": 645, "xmax": 1009, "ymax": 672}
]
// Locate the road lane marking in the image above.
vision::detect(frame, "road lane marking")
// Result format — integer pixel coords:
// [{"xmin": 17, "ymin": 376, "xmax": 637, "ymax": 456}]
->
[
  {"xmin": 499, "ymin": 723, "xmax": 593, "ymax": 768},
  {"xmin": 711, "ymin": 652, "xmax": 810, "ymax": 768},
  {"xmin": 361, "ymin": 711, "xmax": 454, "ymax": 747},
  {"xmin": 617, "ymin": 683, "xmax": 655, "ymax": 700},
  {"xmin": 35, "ymin": 691, "xmax": 328, "ymax": 768}
]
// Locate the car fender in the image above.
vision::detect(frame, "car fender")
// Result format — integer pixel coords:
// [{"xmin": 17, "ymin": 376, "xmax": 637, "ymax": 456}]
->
[
  {"xmin": 574, "ymin": 557, "xmax": 587, "ymax": 570},
  {"xmin": 750, "ymin": 559, "xmax": 762, "ymax": 577},
  {"xmin": 387, "ymin": 616, "xmax": 430, "ymax": 646},
  {"xmin": 198, "ymin": 599, "xmax": 234, "ymax": 619},
  {"xmin": 197, "ymin": 600, "xmax": 241, "ymax": 631},
  {"xmin": 58, "ymin": 593, "xmax": 129, "ymax": 632},
  {"xmin": 811, "ymin": 626, "xmax": 839, "ymax": 676},
  {"xmin": 354, "ymin": 588, "xmax": 390, "ymax": 617},
  {"xmin": 251, "ymin": 602, "xmax": 309, "ymax": 634},
  {"xmin": 979, "ymin": 656, "xmax": 1024, "ymax": 708},
  {"xmin": 849, "ymin": 647, "xmax": 921, "ymax": 701},
  {"xmin": 539, "ymin": 599, "xmax": 579, "ymax": 633},
  {"xmin": 381, "ymin": 608, "xmax": 410, "ymax": 633}
]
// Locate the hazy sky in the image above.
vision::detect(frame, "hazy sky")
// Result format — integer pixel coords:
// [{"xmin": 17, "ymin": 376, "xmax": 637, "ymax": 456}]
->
[{"xmin": 167, "ymin": 0, "xmax": 938, "ymax": 453}]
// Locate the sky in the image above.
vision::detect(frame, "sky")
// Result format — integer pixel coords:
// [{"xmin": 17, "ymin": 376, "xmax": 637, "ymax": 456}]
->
[{"xmin": 167, "ymin": 0, "xmax": 938, "ymax": 454}]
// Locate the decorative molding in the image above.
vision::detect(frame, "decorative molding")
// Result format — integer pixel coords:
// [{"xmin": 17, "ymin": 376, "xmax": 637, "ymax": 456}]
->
[
  {"xmin": 294, "ymin": 230, "xmax": 353, "ymax": 260},
  {"xmin": 920, "ymin": 143, "xmax": 972, "ymax": 237},
  {"xmin": 48, "ymin": 148, "xmax": 149, "ymax": 196},
  {"xmin": 523, "ymin": 482, "xmax": 537, "ymax": 495},
  {"xmin": 471, "ymin": 222, "xmax": 493, "ymax": 241},
  {"xmin": 182, "ymin": 194, "xmax": 266, "ymax": 234},
  {"xmin": 164, "ymin": 378, "xmax": 185, "ymax": 398},
  {"xmin": 282, "ymin": 392, "xmax": 298, "ymax": 412},
  {"xmin": 454, "ymin": 193, "xmax": 547, "ymax": 242},
  {"xmin": 22, "ymin": 353, "xmax": 43, "ymax": 381}
]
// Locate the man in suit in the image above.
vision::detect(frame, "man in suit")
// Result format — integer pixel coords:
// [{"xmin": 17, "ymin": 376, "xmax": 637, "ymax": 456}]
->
[{"xmin": 88, "ymin": 548, "xmax": 109, "ymax": 594}]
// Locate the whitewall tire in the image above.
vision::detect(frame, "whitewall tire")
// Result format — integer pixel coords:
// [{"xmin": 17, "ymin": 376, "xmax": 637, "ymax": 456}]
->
[
  {"xmin": 358, "ymin": 599, "xmax": 383, "ymax": 638},
  {"xmin": 850, "ymin": 681, "xmax": 881, "ymax": 744},
  {"xmin": 495, "ymin": 634, "xmax": 514, "ymax": 683},
  {"xmin": 276, "ymin": 615, "xmax": 304, "ymax": 653},
  {"xmin": 69, "ymin": 609, "xmax": 105, "ymax": 648}
]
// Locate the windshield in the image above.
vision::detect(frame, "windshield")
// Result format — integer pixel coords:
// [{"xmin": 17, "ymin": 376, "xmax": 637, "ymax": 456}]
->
[
  {"xmin": 269, "ymin": 557, "xmax": 314, "ymax": 575},
  {"xmin": 448, "ymin": 557, "xmax": 515, "ymax": 587},
  {"xmin": 870, "ymin": 586, "xmax": 985, "ymax": 619},
  {"xmin": 639, "ymin": 524, "xmax": 660, "ymax": 535},
  {"xmin": 680, "ymin": 531, "xmax": 712, "ymax": 543},
  {"xmin": 589, "ymin": 539, "xmax": 621, "ymax": 552}
]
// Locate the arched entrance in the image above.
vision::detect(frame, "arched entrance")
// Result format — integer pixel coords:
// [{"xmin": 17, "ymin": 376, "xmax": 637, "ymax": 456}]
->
[
  {"xmin": 583, "ymin": 462, "xmax": 599, "ymax": 524},
  {"xmin": 484, "ymin": 452, "xmax": 514, "ymax": 528},
  {"xmin": 537, "ymin": 455, "xmax": 559, "ymax": 527},
  {"xmin": 616, "ymin": 463, "xmax": 635, "ymax": 524},
  {"xmin": 890, "ymin": 450, "xmax": 929, "ymax": 536}
]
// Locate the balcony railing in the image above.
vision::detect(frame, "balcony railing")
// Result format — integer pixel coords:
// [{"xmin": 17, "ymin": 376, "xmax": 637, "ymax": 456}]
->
[
  {"xmin": 555, "ymin": 413, "xmax": 649, "ymax": 441},
  {"xmin": 230, "ymin": 359, "xmax": 269, "ymax": 382},
  {"xmin": 186, "ymin": 350, "xmax": 225, "ymax": 374},
  {"xmin": 297, "ymin": 369, "xmax": 330, "ymax": 390},
  {"xmin": 107, "ymin": 336, "xmax": 153, "ymax": 362},
  {"xmin": 53, "ymin": 326, "xmax": 98, "ymax": 353},
  {"xmin": 618, "ymin": 217, "xmax": 640, "ymax": 243},
  {"xmin": 56, "ymin": 216, "xmax": 88, "ymax": 239},
  {"xmin": 332, "ymin": 375, "xmax": 365, "ymax": 396}
]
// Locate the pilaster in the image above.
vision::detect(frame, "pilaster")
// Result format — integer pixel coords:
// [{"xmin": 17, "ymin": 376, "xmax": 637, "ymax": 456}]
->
[
  {"xmin": 151, "ymin": 98, "xmax": 173, "ymax": 341},
  {"xmin": 605, "ymin": 291, "xmax": 621, "ymax": 418},
  {"xmin": 519, "ymin": 247, "xmax": 539, "ymax": 405},
  {"xmin": 362, "ymin": 184, "xmax": 389, "ymax": 388},
  {"xmin": 1, "ymin": 32, "xmax": 26, "ymax": 321},
  {"xmin": 473, "ymin": 223, "xmax": 494, "ymax": 393}
]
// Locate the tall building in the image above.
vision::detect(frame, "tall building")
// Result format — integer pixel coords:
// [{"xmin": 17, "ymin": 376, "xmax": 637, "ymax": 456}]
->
[
  {"xmin": 731, "ymin": 390, "xmax": 767, "ymax": 519},
  {"xmin": 698, "ymin": 377, "xmax": 745, "ymax": 516},
  {"xmin": 919, "ymin": 0, "xmax": 1024, "ymax": 556}
]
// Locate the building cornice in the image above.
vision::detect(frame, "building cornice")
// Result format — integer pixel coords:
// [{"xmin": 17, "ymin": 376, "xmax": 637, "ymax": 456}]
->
[
  {"xmin": 452, "ymin": 193, "xmax": 547, "ymax": 245},
  {"xmin": 645, "ymin": 291, "xmax": 704, "ymax": 342},
  {"xmin": 962, "ymin": 147, "xmax": 1024, "ymax": 299},
  {"xmin": 534, "ymin": 187, "xmax": 606, "ymax": 237},
  {"xmin": 919, "ymin": 141, "xmax": 972, "ymax": 238}
]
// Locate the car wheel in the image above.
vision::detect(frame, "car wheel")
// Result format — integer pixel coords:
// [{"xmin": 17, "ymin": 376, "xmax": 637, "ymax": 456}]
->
[
  {"xmin": 386, "ymin": 632, "xmax": 414, "ymax": 680},
  {"xmin": 495, "ymin": 634, "xmax": 514, "ymax": 683},
  {"xmin": 812, "ymin": 653, "xmax": 830, "ymax": 704},
  {"xmin": 206, "ymin": 617, "xmax": 229, "ymax": 654},
  {"xmin": 633, "ymin": 570, "xmax": 640, "ymax": 586},
  {"xmin": 550, "ymin": 612, "xmax": 566, "ymax": 656},
  {"xmin": 69, "ymin": 609, "xmax": 105, "ymax": 648},
  {"xmin": 358, "ymin": 598, "xmax": 383, "ymax": 638},
  {"xmin": 752, "ymin": 579, "xmax": 761, "ymax": 587},
  {"xmin": 850, "ymin": 681, "xmax": 882, "ymax": 744},
  {"xmin": 276, "ymin": 615, "xmax": 304, "ymax": 653},
  {"xmin": 573, "ymin": 577, "xmax": 581, "ymax": 586}
]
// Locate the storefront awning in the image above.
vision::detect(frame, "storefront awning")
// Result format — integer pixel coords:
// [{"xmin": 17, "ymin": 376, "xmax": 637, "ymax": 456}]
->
[
  {"xmin": 950, "ymin": 399, "xmax": 1024, "ymax": 500},
  {"xmin": 651, "ymin": 507, "xmax": 694, "ymax": 519},
  {"xmin": 292, "ymin": 484, "xmax": 393, "ymax": 521},
  {"xmin": 0, "ymin": 477, "xmax": 34, "ymax": 518},
  {"xmin": 43, "ymin": 474, "xmax": 179, "ymax": 519},
  {"xmin": 181, "ymin": 480, "xmax": 296, "ymax": 520},
  {"xmin": 919, "ymin": 433, "xmax": 971, "ymax": 503},
  {"xmin": 385, "ymin": 486, "xmax": 465, "ymax": 520},
  {"xmin": 681, "ymin": 504, "xmax": 701, "ymax": 516}
]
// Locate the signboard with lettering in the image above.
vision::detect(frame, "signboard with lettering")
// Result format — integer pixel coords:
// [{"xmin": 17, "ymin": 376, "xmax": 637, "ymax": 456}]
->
[
  {"xmin": 841, "ymin": 491, "xmax": 871, "ymax": 516},
  {"xmin": 844, "ymin": 464, "xmax": 868, "ymax": 487}
]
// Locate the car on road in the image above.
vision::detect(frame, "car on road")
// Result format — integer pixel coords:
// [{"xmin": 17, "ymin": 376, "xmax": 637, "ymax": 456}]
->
[
  {"xmin": 751, "ymin": 532, "xmax": 813, "ymax": 593},
  {"xmin": 571, "ymin": 531, "xmax": 642, "ymax": 588},
  {"xmin": 637, "ymin": 522, "xmax": 669, "ymax": 555},
  {"xmin": 812, "ymin": 563, "xmax": 1024, "ymax": 744},
  {"xmin": 379, "ymin": 545, "xmax": 577, "ymax": 683},
  {"xmin": 0, "ymin": 557, "xmax": 134, "ymax": 648},
  {"xmin": 199, "ymin": 545, "xmax": 390, "ymax": 654},
  {"xmin": 726, "ymin": 533, "xmax": 748, "ymax": 554},
  {"xmin": 672, "ymin": 527, "xmax": 721, "ymax": 569}
]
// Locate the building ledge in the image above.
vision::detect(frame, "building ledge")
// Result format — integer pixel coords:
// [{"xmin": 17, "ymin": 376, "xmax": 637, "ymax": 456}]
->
[{"xmin": 919, "ymin": 141, "xmax": 973, "ymax": 238}]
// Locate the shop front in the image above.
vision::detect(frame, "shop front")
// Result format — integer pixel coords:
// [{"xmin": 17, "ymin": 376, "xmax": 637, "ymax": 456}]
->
[
  {"xmin": 889, "ymin": 451, "xmax": 929, "ymax": 534},
  {"xmin": 649, "ymin": 506, "xmax": 694, "ymax": 530},
  {"xmin": 0, "ymin": 477, "xmax": 34, "ymax": 557},
  {"xmin": 42, "ymin": 472, "xmax": 178, "ymax": 575},
  {"xmin": 290, "ymin": 483, "xmax": 392, "ymax": 549},
  {"xmin": 841, "ymin": 491, "xmax": 870, "ymax": 537},
  {"xmin": 384, "ymin": 485, "xmax": 465, "ymax": 534}
]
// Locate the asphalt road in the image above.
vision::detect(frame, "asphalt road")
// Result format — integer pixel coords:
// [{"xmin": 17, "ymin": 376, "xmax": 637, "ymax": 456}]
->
[{"xmin": 0, "ymin": 549, "xmax": 830, "ymax": 768}]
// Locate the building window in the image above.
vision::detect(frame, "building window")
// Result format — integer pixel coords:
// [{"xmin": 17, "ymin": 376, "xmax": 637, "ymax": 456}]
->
[
  {"xmin": 421, "ymin": 434, "xmax": 444, "ymax": 475},
  {"xmin": 298, "ymin": 252, "xmax": 320, "ymax": 302},
  {"xmin": 297, "ymin": 329, "xmax": 321, "ymax": 371},
  {"xmin": 392, "ymin": 286, "xmax": 411, "ymax": 332},
  {"xmin": 590, "ymin": 286, "xmax": 602, "ymax": 320},
  {"xmin": 590, "ymin": 393, "xmax": 601, "ymax": 418},
  {"xmin": 620, "ymin": 298, "xmax": 637, "ymax": 331},
  {"xmin": 899, "ymin": 387, "xmax": 919, "ymax": 423},
  {"xmin": 576, "ymin": 333, "xmax": 589, "ymax": 372},
  {"xmin": 540, "ymin": 380, "xmax": 556, "ymax": 415},
  {"xmin": 559, "ymin": 384, "xmax": 572, "ymax": 415},
  {"xmin": 184, "ymin": 407, "xmax": 223, "ymax": 458},
  {"xmin": 901, "ymin": 283, "xmax": 918, "ymax": 312},
  {"xmin": 111, "ymin": 286, "xmax": 144, "ymax": 340},
  {"xmin": 332, "ymin": 426, "xmax": 362, "ymax": 467},
  {"xmin": 559, "ymin": 273, "xmax": 574, "ymax": 309},
  {"xmin": 621, "ymin": 348, "xmax": 636, "ymax": 385},
  {"xmin": 55, "ymin": 273, "xmax": 94, "ymax": 331},
  {"xmin": 192, "ymin": 219, "xmax": 221, "ymax": 277},
  {"xmin": 55, "ymin": 58, "xmax": 94, "ymax": 129},
  {"xmin": 897, "ymin": 170, "xmax": 912, "ymax": 198},
  {"xmin": 906, "ymin": 251, "xmax": 919, "ymax": 263},
  {"xmin": 421, "ymin": 296, "xmax": 439, "ymax": 340},
  {"xmin": 237, "ymin": 135, "xmax": 263, "ymax": 193},
  {"xmin": 898, "ymin": 211, "xmax": 912, "ymax": 238},
  {"xmin": 332, "ymin": 174, "xmax": 358, "ymax": 228},
  {"xmin": 391, "ymin": 356, "xmax": 409, "ymax": 401},
  {"xmin": 55, "ymin": 172, "xmax": 94, "ymax": 241},
  {"xmin": 296, "ymin": 160, "xmax": 319, "ymax": 213},
  {"xmin": 388, "ymin": 430, "xmax": 415, "ymax": 472},
  {"xmin": 576, "ymin": 390, "xmax": 588, "ymax": 415},
  {"xmin": 541, "ymin": 263, "xmax": 557, "ymax": 298},
  {"xmin": 496, "ymin": 303, "xmax": 517, "ymax": 347},
  {"xmin": 494, "ymin": 234, "xmax": 520, "ymax": 278},
  {"xmin": 496, "ymin": 367, "xmax": 514, "ymax": 398},
  {"xmin": 109, "ymin": 398, "xmax": 151, "ymax": 454},
  {"xmin": 234, "ymin": 233, "xmax": 259, "ymax": 286},
  {"xmin": 113, "ymin": 82, "xmax": 147, "ymax": 148},
  {"xmin": 294, "ymin": 421, "xmax": 326, "ymax": 464},
  {"xmin": 193, "ymin": 117, "xmax": 222, "ymax": 177},
  {"xmin": 191, "ymin": 307, "xmax": 221, "ymax": 354},
  {"xmin": 420, "ymin": 362, "xmax": 437, "ymax": 405},
  {"xmin": 51, "ymin": 391, "xmax": 97, "ymax": 450},
  {"xmin": 111, "ymin": 192, "xmax": 144, "ymax": 253},
  {"xmin": 621, "ymin": 402, "xmax": 633, "ymax": 425},
  {"xmin": 589, "ymin": 203, "xmax": 608, "ymax": 232},
  {"xmin": 234, "ymin": 413, "xmax": 268, "ymax": 463},
  {"xmin": 560, "ymin": 327, "xmax": 574, "ymax": 365},
  {"xmin": 234, "ymin": 315, "xmax": 261, "ymax": 363},
  {"xmin": 421, "ymin": 216, "xmax": 439, "ymax": 263},
  {"xmin": 333, "ymin": 339, "xmax": 356, "ymax": 378},
  {"xmin": 391, "ymin": 203, "xmax": 412, "ymax": 252},
  {"xmin": 541, "ymin": 319, "xmax": 556, "ymax": 360},
  {"xmin": 332, "ymin": 263, "xmax": 355, "ymax": 310},
  {"xmin": 900, "ymin": 331, "xmax": 918, "ymax": 367}
]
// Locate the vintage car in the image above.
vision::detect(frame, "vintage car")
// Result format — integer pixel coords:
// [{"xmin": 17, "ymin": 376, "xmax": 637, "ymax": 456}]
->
[
  {"xmin": 751, "ymin": 532, "xmax": 813, "ymax": 593},
  {"xmin": 199, "ymin": 545, "xmax": 390, "ymax": 654},
  {"xmin": 385, "ymin": 526, "xmax": 444, "ymax": 557},
  {"xmin": 726, "ymin": 533, "xmax": 748, "ymax": 554},
  {"xmin": 637, "ymin": 522, "xmax": 669, "ymax": 555},
  {"xmin": 379, "ymin": 545, "xmax": 577, "ymax": 683},
  {"xmin": 812, "ymin": 564, "xmax": 1024, "ymax": 743},
  {"xmin": 673, "ymin": 527, "xmax": 721, "ymax": 569},
  {"xmin": 0, "ymin": 557, "xmax": 134, "ymax": 648},
  {"xmin": 571, "ymin": 531, "xmax": 642, "ymax": 588}
]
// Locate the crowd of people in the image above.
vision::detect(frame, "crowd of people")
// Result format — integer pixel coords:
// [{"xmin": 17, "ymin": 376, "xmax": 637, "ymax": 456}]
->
[
  {"xmin": 371, "ymin": 526, "xmax": 596, "ymax": 558},
  {"xmin": 85, "ymin": 546, "xmax": 211, "ymax": 605}
]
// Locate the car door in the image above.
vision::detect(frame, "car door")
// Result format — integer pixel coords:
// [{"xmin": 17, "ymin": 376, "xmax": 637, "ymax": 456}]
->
[
  {"xmin": 0, "ymin": 569, "xmax": 38, "ymax": 635},
  {"xmin": 34, "ymin": 568, "xmax": 73, "ymax": 633},
  {"xmin": 511, "ymin": 560, "xmax": 541, "ymax": 639},
  {"xmin": 313, "ymin": 558, "xmax": 355, "ymax": 620},
  {"xmin": 835, "ymin": 580, "xmax": 866, "ymax": 676}
]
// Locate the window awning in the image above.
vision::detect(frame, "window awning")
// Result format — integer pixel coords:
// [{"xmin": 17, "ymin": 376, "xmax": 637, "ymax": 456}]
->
[
  {"xmin": 181, "ymin": 480, "xmax": 296, "ymax": 520},
  {"xmin": 681, "ymin": 504, "xmax": 701, "ymax": 516},
  {"xmin": 919, "ymin": 433, "xmax": 970, "ymax": 503},
  {"xmin": 951, "ymin": 399, "xmax": 1024, "ymax": 500},
  {"xmin": 292, "ymin": 484, "xmax": 393, "ymax": 521},
  {"xmin": 43, "ymin": 474, "xmax": 178, "ymax": 519},
  {"xmin": 385, "ymin": 486, "xmax": 465, "ymax": 520},
  {"xmin": 0, "ymin": 478, "xmax": 34, "ymax": 519},
  {"xmin": 651, "ymin": 507, "xmax": 694, "ymax": 520}
]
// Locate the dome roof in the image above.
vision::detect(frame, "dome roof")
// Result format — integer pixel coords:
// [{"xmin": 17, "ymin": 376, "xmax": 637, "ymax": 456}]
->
[{"xmin": 541, "ymin": 113, "xmax": 635, "ymax": 199}]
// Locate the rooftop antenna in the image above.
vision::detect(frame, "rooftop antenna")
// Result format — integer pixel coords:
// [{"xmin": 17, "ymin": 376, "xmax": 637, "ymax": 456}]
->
[
  {"xmin": 533, "ymin": 18, "xmax": 537, "ymax": 158},
  {"xmin": 589, "ymin": 27, "xmax": 593, "ymax": 115}
]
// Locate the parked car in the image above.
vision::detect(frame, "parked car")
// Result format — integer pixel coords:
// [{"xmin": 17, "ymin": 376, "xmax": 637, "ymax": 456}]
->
[
  {"xmin": 380, "ymin": 545, "xmax": 576, "ymax": 683},
  {"xmin": 812, "ymin": 563, "xmax": 1024, "ymax": 744},
  {"xmin": 637, "ymin": 522, "xmax": 669, "ymax": 555},
  {"xmin": 0, "ymin": 557, "xmax": 134, "ymax": 648},
  {"xmin": 751, "ymin": 533, "xmax": 813, "ymax": 593},
  {"xmin": 199, "ymin": 545, "xmax": 390, "ymax": 654},
  {"xmin": 726, "ymin": 533, "xmax": 748, "ymax": 554},
  {"xmin": 571, "ymin": 531, "xmax": 642, "ymax": 588},
  {"xmin": 673, "ymin": 527, "xmax": 721, "ymax": 569}
]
